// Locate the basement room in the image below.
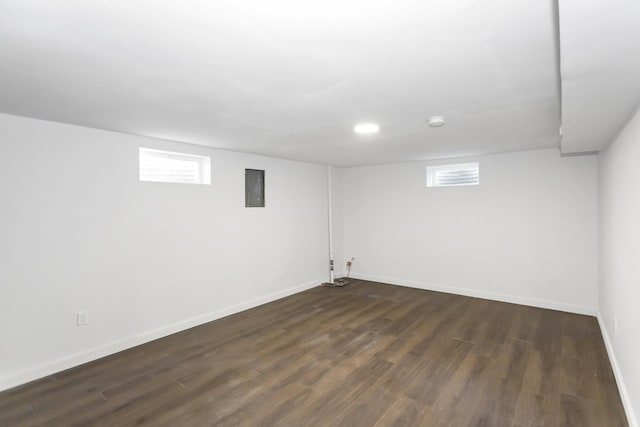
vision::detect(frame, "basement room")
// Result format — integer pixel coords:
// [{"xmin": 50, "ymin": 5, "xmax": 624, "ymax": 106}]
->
[{"xmin": 0, "ymin": 0, "xmax": 638, "ymax": 426}]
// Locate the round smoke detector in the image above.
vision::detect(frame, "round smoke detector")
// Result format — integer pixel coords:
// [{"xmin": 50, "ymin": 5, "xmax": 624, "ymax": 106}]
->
[{"xmin": 428, "ymin": 116, "xmax": 446, "ymax": 127}]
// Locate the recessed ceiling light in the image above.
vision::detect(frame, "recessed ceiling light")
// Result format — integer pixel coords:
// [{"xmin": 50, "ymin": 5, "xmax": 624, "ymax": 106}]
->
[
  {"xmin": 428, "ymin": 116, "xmax": 446, "ymax": 127},
  {"xmin": 354, "ymin": 123, "xmax": 380, "ymax": 134}
]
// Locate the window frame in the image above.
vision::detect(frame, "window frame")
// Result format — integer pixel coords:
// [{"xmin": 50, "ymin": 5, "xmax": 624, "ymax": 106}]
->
[
  {"xmin": 139, "ymin": 147, "xmax": 211, "ymax": 185},
  {"xmin": 426, "ymin": 162, "xmax": 480, "ymax": 187}
]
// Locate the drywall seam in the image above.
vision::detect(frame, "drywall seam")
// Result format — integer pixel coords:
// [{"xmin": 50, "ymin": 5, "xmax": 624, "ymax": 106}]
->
[
  {"xmin": 350, "ymin": 273, "xmax": 597, "ymax": 316},
  {"xmin": 0, "ymin": 279, "xmax": 321, "ymax": 392},
  {"xmin": 597, "ymin": 313, "xmax": 638, "ymax": 427}
]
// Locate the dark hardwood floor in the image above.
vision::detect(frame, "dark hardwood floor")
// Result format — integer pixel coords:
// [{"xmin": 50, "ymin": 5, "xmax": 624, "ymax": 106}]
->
[{"xmin": 0, "ymin": 280, "xmax": 628, "ymax": 426}]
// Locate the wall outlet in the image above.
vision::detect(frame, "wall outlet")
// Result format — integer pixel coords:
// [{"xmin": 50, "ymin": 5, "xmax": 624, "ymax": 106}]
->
[
  {"xmin": 77, "ymin": 311, "xmax": 89, "ymax": 327},
  {"xmin": 549, "ymin": 275, "xmax": 558, "ymax": 286}
]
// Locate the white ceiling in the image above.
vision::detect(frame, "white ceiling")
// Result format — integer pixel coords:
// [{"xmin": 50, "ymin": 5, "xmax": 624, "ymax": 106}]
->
[
  {"xmin": 559, "ymin": 0, "xmax": 640, "ymax": 154},
  {"xmin": 0, "ymin": 1, "xmax": 562, "ymax": 166}
]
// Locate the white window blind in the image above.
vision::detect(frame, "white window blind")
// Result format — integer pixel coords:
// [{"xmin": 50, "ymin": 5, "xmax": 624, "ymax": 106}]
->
[
  {"xmin": 139, "ymin": 148, "xmax": 211, "ymax": 185},
  {"xmin": 426, "ymin": 162, "xmax": 479, "ymax": 187}
]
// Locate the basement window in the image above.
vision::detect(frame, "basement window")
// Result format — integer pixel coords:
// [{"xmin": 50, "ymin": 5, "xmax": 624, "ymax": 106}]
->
[
  {"xmin": 426, "ymin": 162, "xmax": 479, "ymax": 187},
  {"xmin": 139, "ymin": 148, "xmax": 211, "ymax": 185}
]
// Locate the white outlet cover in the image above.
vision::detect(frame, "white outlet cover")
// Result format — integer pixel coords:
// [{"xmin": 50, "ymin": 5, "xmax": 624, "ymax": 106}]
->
[{"xmin": 77, "ymin": 311, "xmax": 89, "ymax": 326}]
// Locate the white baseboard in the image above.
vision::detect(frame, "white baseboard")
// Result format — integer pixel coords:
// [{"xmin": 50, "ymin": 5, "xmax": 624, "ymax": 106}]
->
[
  {"xmin": 0, "ymin": 279, "xmax": 321, "ymax": 392},
  {"xmin": 597, "ymin": 314, "xmax": 638, "ymax": 427},
  {"xmin": 350, "ymin": 273, "xmax": 597, "ymax": 316}
]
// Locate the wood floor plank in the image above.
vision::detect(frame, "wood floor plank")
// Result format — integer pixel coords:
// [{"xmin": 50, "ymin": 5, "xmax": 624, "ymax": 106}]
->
[
  {"xmin": 373, "ymin": 396, "xmax": 424, "ymax": 427},
  {"xmin": 0, "ymin": 279, "xmax": 628, "ymax": 426}
]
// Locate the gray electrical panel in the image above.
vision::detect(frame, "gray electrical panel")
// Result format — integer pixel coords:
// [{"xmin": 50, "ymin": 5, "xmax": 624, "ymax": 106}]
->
[{"xmin": 245, "ymin": 169, "xmax": 265, "ymax": 207}]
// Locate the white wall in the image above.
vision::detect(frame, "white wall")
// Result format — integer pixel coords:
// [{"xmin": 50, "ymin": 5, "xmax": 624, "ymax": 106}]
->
[
  {"xmin": 343, "ymin": 148, "xmax": 599, "ymax": 314},
  {"xmin": 0, "ymin": 113, "xmax": 329, "ymax": 391},
  {"xmin": 599, "ymin": 106, "xmax": 640, "ymax": 427}
]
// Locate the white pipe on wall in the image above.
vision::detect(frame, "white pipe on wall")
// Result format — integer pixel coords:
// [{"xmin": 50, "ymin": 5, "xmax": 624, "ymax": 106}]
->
[{"xmin": 327, "ymin": 164, "xmax": 335, "ymax": 284}]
